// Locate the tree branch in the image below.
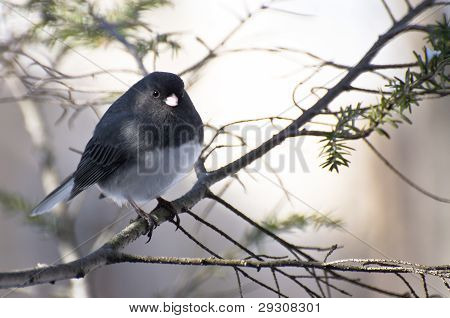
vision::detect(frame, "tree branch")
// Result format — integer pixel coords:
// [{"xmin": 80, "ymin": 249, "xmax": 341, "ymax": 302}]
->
[
  {"xmin": 380, "ymin": 0, "xmax": 397, "ymax": 24},
  {"xmin": 3, "ymin": 251, "xmax": 450, "ymax": 290},
  {"xmin": 89, "ymin": 8, "xmax": 148, "ymax": 75},
  {"xmin": 0, "ymin": 0, "xmax": 444, "ymax": 296},
  {"xmin": 364, "ymin": 139, "xmax": 450, "ymax": 203}
]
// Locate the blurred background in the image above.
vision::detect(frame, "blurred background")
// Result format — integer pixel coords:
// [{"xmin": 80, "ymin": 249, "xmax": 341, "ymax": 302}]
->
[{"xmin": 0, "ymin": 0, "xmax": 449, "ymax": 297}]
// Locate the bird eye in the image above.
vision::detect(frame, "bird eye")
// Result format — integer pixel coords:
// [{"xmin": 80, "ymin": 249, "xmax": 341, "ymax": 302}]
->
[{"xmin": 152, "ymin": 90, "xmax": 160, "ymax": 98}]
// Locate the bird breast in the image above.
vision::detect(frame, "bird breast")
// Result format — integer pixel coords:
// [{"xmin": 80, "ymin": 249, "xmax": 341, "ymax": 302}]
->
[{"xmin": 97, "ymin": 140, "xmax": 202, "ymax": 206}]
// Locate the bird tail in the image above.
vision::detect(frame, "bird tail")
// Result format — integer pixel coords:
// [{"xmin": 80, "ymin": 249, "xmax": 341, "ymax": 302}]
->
[{"xmin": 30, "ymin": 176, "xmax": 75, "ymax": 216}]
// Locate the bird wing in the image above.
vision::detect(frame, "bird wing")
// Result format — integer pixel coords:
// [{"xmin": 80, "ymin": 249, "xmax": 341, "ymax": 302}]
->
[{"xmin": 70, "ymin": 138, "xmax": 128, "ymax": 199}]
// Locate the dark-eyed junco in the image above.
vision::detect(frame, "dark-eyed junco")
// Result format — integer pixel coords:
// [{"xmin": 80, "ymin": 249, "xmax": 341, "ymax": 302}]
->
[{"xmin": 31, "ymin": 72, "xmax": 203, "ymax": 230}]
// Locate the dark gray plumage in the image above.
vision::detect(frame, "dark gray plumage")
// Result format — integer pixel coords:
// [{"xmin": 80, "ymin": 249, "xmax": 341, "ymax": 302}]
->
[{"xmin": 31, "ymin": 72, "xmax": 203, "ymax": 216}]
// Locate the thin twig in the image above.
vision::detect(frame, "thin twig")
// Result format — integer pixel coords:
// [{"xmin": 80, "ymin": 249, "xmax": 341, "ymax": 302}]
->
[
  {"xmin": 364, "ymin": 139, "xmax": 450, "ymax": 203},
  {"xmin": 234, "ymin": 268, "xmax": 244, "ymax": 297},
  {"xmin": 395, "ymin": 273, "xmax": 419, "ymax": 298},
  {"xmin": 380, "ymin": 0, "xmax": 397, "ymax": 23},
  {"xmin": 421, "ymin": 274, "xmax": 430, "ymax": 298},
  {"xmin": 271, "ymin": 268, "xmax": 281, "ymax": 298}
]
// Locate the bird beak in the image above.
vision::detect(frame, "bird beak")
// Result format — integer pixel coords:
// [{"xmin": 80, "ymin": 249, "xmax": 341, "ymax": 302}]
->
[{"xmin": 164, "ymin": 93, "xmax": 178, "ymax": 107}]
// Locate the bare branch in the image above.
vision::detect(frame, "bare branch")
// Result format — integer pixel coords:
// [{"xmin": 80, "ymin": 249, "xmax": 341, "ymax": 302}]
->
[
  {"xmin": 368, "ymin": 62, "xmax": 418, "ymax": 70},
  {"xmin": 364, "ymin": 139, "xmax": 450, "ymax": 203},
  {"xmin": 395, "ymin": 273, "xmax": 419, "ymax": 298},
  {"xmin": 404, "ymin": 0, "xmax": 413, "ymax": 10},
  {"xmin": 4, "ymin": 252, "xmax": 450, "ymax": 291},
  {"xmin": 380, "ymin": 0, "xmax": 397, "ymax": 23},
  {"xmin": 178, "ymin": 4, "xmax": 265, "ymax": 77},
  {"xmin": 0, "ymin": 0, "xmax": 445, "ymax": 298},
  {"xmin": 206, "ymin": 0, "xmax": 437, "ymax": 183},
  {"xmin": 421, "ymin": 274, "xmax": 430, "ymax": 298},
  {"xmin": 88, "ymin": 7, "xmax": 148, "ymax": 75}
]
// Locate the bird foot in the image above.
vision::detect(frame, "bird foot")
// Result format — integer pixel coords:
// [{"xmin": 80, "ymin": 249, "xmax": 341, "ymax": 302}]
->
[
  {"xmin": 129, "ymin": 197, "xmax": 181, "ymax": 244},
  {"xmin": 154, "ymin": 197, "xmax": 181, "ymax": 231},
  {"xmin": 129, "ymin": 200, "xmax": 158, "ymax": 243}
]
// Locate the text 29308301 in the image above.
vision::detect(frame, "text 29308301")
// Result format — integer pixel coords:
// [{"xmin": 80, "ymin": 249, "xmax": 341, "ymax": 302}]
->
[{"xmin": 258, "ymin": 302, "xmax": 319, "ymax": 313}]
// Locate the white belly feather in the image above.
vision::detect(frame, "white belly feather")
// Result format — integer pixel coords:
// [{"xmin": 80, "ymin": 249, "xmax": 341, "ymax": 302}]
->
[{"xmin": 98, "ymin": 141, "xmax": 201, "ymax": 206}]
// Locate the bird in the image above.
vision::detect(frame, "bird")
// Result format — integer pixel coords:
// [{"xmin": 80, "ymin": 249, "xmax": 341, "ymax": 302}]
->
[{"xmin": 30, "ymin": 72, "xmax": 203, "ymax": 236}]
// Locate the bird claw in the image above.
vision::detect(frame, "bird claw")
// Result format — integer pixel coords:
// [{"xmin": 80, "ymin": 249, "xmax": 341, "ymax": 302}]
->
[
  {"xmin": 155, "ymin": 197, "xmax": 181, "ymax": 231},
  {"xmin": 129, "ymin": 197, "xmax": 181, "ymax": 244},
  {"xmin": 129, "ymin": 200, "xmax": 158, "ymax": 243},
  {"xmin": 144, "ymin": 213, "xmax": 159, "ymax": 244}
]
